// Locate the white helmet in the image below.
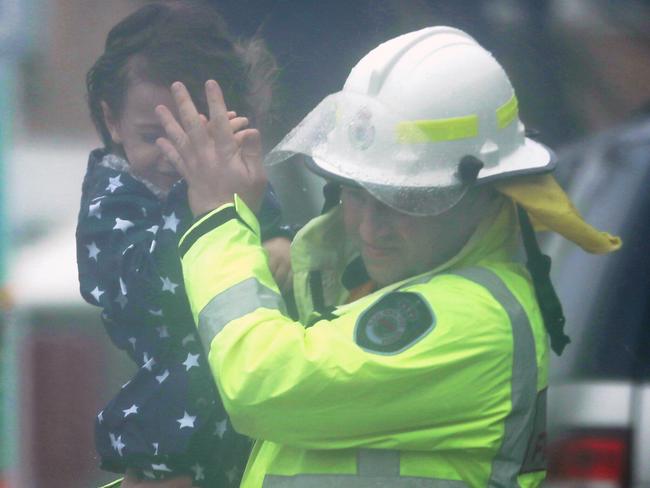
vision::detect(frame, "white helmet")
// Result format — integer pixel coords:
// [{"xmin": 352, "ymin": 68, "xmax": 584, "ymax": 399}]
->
[{"xmin": 265, "ymin": 26, "xmax": 555, "ymax": 215}]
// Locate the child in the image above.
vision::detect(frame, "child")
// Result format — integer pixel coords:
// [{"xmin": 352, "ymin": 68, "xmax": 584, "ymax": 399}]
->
[{"xmin": 76, "ymin": 2, "xmax": 290, "ymax": 486}]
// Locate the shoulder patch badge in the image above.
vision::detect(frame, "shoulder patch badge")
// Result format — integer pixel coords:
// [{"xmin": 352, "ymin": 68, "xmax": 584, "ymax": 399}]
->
[{"xmin": 354, "ymin": 292, "xmax": 435, "ymax": 354}]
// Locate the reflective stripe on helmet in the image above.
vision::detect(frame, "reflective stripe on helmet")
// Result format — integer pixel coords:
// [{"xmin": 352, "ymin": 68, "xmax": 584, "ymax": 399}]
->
[
  {"xmin": 496, "ymin": 94, "xmax": 519, "ymax": 129},
  {"xmin": 396, "ymin": 114, "xmax": 478, "ymax": 143},
  {"xmin": 396, "ymin": 94, "xmax": 518, "ymax": 145}
]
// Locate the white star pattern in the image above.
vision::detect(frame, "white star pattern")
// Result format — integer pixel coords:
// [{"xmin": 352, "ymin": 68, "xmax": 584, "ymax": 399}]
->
[
  {"xmin": 88, "ymin": 200, "xmax": 102, "ymax": 219},
  {"xmin": 177, "ymin": 411, "xmax": 196, "ymax": 429},
  {"xmin": 109, "ymin": 433, "xmax": 125, "ymax": 456},
  {"xmin": 160, "ymin": 276, "xmax": 178, "ymax": 294},
  {"xmin": 82, "ymin": 159, "xmax": 266, "ymax": 468},
  {"xmin": 182, "ymin": 353, "xmax": 200, "ymax": 371},
  {"xmin": 142, "ymin": 470, "xmax": 156, "ymax": 479},
  {"xmin": 122, "ymin": 380, "xmax": 131, "ymax": 389},
  {"xmin": 214, "ymin": 418, "xmax": 228, "ymax": 438},
  {"xmin": 115, "ymin": 293, "xmax": 128, "ymax": 309},
  {"xmin": 113, "ymin": 217, "xmax": 134, "ymax": 233},
  {"xmin": 86, "ymin": 242, "xmax": 100, "ymax": 260},
  {"xmin": 123, "ymin": 404, "xmax": 139, "ymax": 417},
  {"xmin": 162, "ymin": 212, "xmax": 180, "ymax": 232},
  {"xmin": 115, "ymin": 278, "xmax": 128, "ymax": 308},
  {"xmin": 90, "ymin": 286, "xmax": 104, "ymax": 303},
  {"xmin": 106, "ymin": 175, "xmax": 123, "ymax": 193},
  {"xmin": 191, "ymin": 464, "xmax": 205, "ymax": 481},
  {"xmin": 143, "ymin": 353, "xmax": 156, "ymax": 371},
  {"xmin": 155, "ymin": 370, "xmax": 170, "ymax": 384},
  {"xmin": 122, "ymin": 243, "xmax": 134, "ymax": 256}
]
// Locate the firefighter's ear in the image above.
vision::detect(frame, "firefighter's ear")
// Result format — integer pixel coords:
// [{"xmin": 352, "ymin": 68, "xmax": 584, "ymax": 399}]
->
[{"xmin": 101, "ymin": 101, "xmax": 122, "ymax": 145}]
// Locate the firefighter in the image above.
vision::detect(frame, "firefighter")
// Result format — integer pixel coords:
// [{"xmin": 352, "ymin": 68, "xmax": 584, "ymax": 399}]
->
[{"xmin": 154, "ymin": 27, "xmax": 620, "ymax": 487}]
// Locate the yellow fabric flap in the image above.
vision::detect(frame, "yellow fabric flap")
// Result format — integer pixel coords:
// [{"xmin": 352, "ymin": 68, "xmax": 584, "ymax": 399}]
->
[{"xmin": 495, "ymin": 174, "xmax": 622, "ymax": 254}]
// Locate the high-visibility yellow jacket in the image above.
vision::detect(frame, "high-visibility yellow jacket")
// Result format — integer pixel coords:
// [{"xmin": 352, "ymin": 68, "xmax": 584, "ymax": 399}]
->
[{"xmin": 179, "ymin": 195, "xmax": 549, "ymax": 487}]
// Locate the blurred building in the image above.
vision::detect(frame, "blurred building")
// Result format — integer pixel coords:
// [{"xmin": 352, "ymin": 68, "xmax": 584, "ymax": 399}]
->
[{"xmin": 3, "ymin": 1, "xmax": 146, "ymax": 487}]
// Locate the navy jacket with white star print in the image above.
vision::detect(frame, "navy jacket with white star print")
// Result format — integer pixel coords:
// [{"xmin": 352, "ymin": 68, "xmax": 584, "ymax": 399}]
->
[{"xmin": 76, "ymin": 148, "xmax": 286, "ymax": 486}]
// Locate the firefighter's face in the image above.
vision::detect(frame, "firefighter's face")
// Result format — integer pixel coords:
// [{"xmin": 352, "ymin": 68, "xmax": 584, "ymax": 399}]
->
[
  {"xmin": 342, "ymin": 187, "xmax": 488, "ymax": 286},
  {"xmin": 102, "ymin": 81, "xmax": 181, "ymax": 193}
]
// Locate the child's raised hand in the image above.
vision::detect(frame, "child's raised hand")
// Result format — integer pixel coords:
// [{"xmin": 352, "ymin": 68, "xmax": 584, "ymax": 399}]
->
[
  {"xmin": 227, "ymin": 110, "xmax": 250, "ymax": 133},
  {"xmin": 155, "ymin": 80, "xmax": 267, "ymax": 217}
]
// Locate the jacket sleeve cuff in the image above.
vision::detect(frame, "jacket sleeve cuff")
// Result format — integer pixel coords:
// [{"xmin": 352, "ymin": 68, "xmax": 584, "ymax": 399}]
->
[
  {"xmin": 178, "ymin": 194, "xmax": 273, "ymax": 327},
  {"xmin": 178, "ymin": 195, "xmax": 260, "ymax": 258}
]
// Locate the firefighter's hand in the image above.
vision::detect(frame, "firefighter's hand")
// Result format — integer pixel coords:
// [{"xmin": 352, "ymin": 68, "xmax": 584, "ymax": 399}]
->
[
  {"xmin": 156, "ymin": 80, "xmax": 266, "ymax": 217},
  {"xmin": 263, "ymin": 236, "xmax": 293, "ymax": 293},
  {"xmin": 121, "ymin": 470, "xmax": 193, "ymax": 488}
]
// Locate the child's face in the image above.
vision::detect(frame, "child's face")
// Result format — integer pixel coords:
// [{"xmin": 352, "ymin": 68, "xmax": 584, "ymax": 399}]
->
[{"xmin": 103, "ymin": 81, "xmax": 181, "ymax": 192}]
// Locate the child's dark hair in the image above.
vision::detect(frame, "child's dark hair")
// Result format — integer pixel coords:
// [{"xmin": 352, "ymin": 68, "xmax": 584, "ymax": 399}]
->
[{"xmin": 87, "ymin": 0, "xmax": 276, "ymax": 150}]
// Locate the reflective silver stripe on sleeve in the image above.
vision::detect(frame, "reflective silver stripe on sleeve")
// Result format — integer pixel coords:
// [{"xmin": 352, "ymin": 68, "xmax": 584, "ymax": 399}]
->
[
  {"xmin": 451, "ymin": 267, "xmax": 542, "ymax": 485},
  {"xmin": 263, "ymin": 449, "xmax": 468, "ymax": 487},
  {"xmin": 197, "ymin": 277, "xmax": 284, "ymax": 353}
]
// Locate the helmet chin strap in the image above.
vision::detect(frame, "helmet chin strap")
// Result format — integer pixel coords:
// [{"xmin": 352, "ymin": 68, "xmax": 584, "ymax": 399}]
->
[
  {"xmin": 321, "ymin": 181, "xmax": 342, "ymax": 214},
  {"xmin": 517, "ymin": 205, "xmax": 570, "ymax": 356}
]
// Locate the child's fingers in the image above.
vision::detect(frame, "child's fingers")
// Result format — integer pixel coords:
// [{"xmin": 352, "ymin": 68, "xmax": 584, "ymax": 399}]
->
[
  {"xmin": 155, "ymin": 104, "xmax": 196, "ymax": 168},
  {"xmin": 171, "ymin": 82, "xmax": 211, "ymax": 150},
  {"xmin": 205, "ymin": 79, "xmax": 236, "ymax": 153},
  {"xmin": 235, "ymin": 128, "xmax": 263, "ymax": 175},
  {"xmin": 156, "ymin": 137, "xmax": 187, "ymax": 178},
  {"xmin": 230, "ymin": 116, "xmax": 249, "ymax": 133},
  {"xmin": 227, "ymin": 111, "xmax": 237, "ymax": 120},
  {"xmin": 205, "ymin": 79, "xmax": 229, "ymax": 120}
]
